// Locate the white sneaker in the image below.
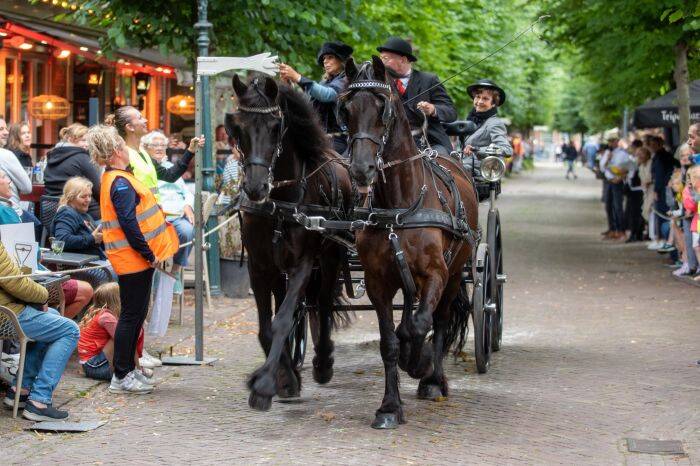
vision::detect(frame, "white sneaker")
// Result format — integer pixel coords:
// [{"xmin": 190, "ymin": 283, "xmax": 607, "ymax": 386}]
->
[
  {"xmin": 109, "ymin": 371, "xmax": 153, "ymax": 394},
  {"xmin": 134, "ymin": 368, "xmax": 154, "ymax": 385},
  {"xmin": 139, "ymin": 350, "xmax": 162, "ymax": 368},
  {"xmin": 647, "ymin": 241, "xmax": 663, "ymax": 250}
]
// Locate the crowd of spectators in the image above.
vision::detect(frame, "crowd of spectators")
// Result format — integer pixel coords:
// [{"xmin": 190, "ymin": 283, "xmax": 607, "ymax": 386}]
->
[
  {"xmin": 0, "ymin": 113, "xmax": 241, "ymax": 421},
  {"xmin": 586, "ymin": 123, "xmax": 700, "ymax": 281}
]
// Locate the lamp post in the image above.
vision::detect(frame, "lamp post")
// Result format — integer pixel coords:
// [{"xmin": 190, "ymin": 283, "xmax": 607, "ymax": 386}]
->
[
  {"xmin": 161, "ymin": 0, "xmax": 277, "ymax": 366},
  {"xmin": 193, "ymin": 0, "xmax": 214, "ymax": 363}
]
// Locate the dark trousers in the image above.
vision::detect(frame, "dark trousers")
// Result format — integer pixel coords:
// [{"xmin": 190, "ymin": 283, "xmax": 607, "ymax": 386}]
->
[
  {"xmin": 605, "ymin": 182, "xmax": 625, "ymax": 231},
  {"xmin": 625, "ymin": 190, "xmax": 644, "ymax": 240},
  {"xmin": 654, "ymin": 196, "xmax": 669, "ymax": 240},
  {"xmin": 113, "ymin": 268, "xmax": 154, "ymax": 379}
]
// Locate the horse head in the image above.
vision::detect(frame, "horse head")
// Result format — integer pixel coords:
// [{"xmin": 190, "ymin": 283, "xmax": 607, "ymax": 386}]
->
[
  {"xmin": 226, "ymin": 74, "xmax": 283, "ymax": 203},
  {"xmin": 340, "ymin": 56, "xmax": 397, "ymax": 192}
]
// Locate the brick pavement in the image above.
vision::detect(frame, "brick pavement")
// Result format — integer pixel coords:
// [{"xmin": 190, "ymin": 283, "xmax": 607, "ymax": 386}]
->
[{"xmin": 1, "ymin": 165, "xmax": 698, "ymax": 465}]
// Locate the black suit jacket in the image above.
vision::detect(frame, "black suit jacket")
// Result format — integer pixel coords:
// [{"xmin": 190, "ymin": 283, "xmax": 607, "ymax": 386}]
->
[{"xmin": 399, "ymin": 69, "xmax": 457, "ymax": 151}]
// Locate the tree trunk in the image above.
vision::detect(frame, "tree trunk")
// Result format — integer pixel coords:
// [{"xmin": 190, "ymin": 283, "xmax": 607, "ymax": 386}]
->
[{"xmin": 674, "ymin": 40, "xmax": 690, "ymax": 141}]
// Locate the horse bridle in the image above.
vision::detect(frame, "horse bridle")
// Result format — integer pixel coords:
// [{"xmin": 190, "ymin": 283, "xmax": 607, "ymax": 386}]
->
[
  {"xmin": 340, "ymin": 80, "xmax": 395, "ymax": 180},
  {"xmin": 237, "ymin": 103, "xmax": 286, "ymax": 190}
]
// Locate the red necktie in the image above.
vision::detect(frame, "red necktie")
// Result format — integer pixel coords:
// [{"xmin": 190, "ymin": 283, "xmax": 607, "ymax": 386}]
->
[{"xmin": 396, "ymin": 79, "xmax": 406, "ymax": 96}]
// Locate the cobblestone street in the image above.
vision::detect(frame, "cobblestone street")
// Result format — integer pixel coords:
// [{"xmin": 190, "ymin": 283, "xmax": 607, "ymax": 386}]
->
[{"xmin": 2, "ymin": 165, "xmax": 699, "ymax": 465}]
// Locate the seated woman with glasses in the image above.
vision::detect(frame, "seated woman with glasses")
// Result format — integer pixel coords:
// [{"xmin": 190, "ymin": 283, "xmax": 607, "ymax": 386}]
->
[{"xmin": 141, "ymin": 130, "xmax": 194, "ymax": 293}]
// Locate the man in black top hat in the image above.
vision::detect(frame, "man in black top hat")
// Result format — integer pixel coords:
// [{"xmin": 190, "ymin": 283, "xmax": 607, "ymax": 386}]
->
[
  {"xmin": 280, "ymin": 41, "xmax": 353, "ymax": 154},
  {"xmin": 377, "ymin": 37, "xmax": 457, "ymax": 155}
]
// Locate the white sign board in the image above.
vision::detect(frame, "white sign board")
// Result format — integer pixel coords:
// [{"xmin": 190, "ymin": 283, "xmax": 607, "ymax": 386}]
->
[{"xmin": 0, "ymin": 223, "xmax": 39, "ymax": 272}]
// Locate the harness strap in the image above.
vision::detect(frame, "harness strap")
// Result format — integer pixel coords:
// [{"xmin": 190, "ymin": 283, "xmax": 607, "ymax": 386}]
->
[{"xmin": 389, "ymin": 232, "xmax": 416, "ymax": 310}]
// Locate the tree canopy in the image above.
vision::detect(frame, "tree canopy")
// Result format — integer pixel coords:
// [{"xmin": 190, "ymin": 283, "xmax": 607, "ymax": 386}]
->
[
  {"xmin": 58, "ymin": 0, "xmax": 555, "ymax": 128},
  {"xmin": 53, "ymin": 0, "xmax": 698, "ymax": 134},
  {"xmin": 539, "ymin": 0, "xmax": 700, "ymax": 132}
]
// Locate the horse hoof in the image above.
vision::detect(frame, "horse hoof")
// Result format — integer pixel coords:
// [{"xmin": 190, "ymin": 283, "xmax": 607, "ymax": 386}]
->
[
  {"xmin": 417, "ymin": 382, "xmax": 444, "ymax": 401},
  {"xmin": 371, "ymin": 412, "xmax": 403, "ymax": 429},
  {"xmin": 313, "ymin": 366, "xmax": 334, "ymax": 384},
  {"xmin": 248, "ymin": 391, "xmax": 272, "ymax": 411}
]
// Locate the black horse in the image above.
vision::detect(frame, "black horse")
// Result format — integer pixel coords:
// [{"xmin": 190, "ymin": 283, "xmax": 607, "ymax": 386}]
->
[{"xmin": 226, "ymin": 75, "xmax": 353, "ymax": 410}]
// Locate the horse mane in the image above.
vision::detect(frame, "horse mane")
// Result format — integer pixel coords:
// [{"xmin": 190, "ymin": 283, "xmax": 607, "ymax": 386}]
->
[
  {"xmin": 277, "ymin": 84, "xmax": 331, "ymax": 163},
  {"xmin": 240, "ymin": 75, "xmax": 331, "ymax": 164}
]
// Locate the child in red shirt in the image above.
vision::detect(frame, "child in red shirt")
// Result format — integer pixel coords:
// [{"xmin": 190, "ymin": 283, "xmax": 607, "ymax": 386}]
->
[{"xmin": 78, "ymin": 283, "xmax": 150, "ymax": 381}]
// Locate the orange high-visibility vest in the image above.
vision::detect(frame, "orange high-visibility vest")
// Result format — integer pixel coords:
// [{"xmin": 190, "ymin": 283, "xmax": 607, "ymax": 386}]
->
[{"xmin": 100, "ymin": 169, "xmax": 179, "ymax": 275}]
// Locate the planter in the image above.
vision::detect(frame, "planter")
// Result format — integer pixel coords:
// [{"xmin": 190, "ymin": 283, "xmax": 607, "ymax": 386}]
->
[{"xmin": 219, "ymin": 257, "xmax": 250, "ymax": 298}]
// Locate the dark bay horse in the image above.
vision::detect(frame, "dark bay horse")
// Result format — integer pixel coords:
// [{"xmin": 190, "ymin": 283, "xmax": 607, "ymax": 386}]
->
[
  {"xmin": 226, "ymin": 75, "xmax": 353, "ymax": 410},
  {"xmin": 338, "ymin": 57, "xmax": 479, "ymax": 428}
]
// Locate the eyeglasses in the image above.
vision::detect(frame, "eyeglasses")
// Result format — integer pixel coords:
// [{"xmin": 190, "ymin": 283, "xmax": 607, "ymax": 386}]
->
[{"xmin": 149, "ymin": 144, "xmax": 167, "ymax": 148}]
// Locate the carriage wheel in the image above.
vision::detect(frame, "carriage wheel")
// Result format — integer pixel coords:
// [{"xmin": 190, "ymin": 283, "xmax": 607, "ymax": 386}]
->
[
  {"xmin": 487, "ymin": 209, "xmax": 504, "ymax": 352},
  {"xmin": 473, "ymin": 247, "xmax": 493, "ymax": 374},
  {"xmin": 289, "ymin": 302, "xmax": 308, "ymax": 371}
]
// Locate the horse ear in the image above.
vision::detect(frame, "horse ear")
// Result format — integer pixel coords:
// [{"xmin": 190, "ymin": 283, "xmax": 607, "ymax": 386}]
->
[
  {"xmin": 264, "ymin": 77, "xmax": 278, "ymax": 101},
  {"xmin": 345, "ymin": 57, "xmax": 358, "ymax": 82},
  {"xmin": 232, "ymin": 74, "xmax": 247, "ymax": 97},
  {"xmin": 371, "ymin": 55, "xmax": 387, "ymax": 82}
]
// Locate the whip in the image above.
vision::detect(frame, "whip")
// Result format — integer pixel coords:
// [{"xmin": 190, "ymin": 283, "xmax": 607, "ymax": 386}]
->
[{"xmin": 403, "ymin": 15, "xmax": 551, "ymax": 106}]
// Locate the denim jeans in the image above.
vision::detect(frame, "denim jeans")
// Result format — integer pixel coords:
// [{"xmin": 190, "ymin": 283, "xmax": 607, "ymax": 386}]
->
[
  {"xmin": 82, "ymin": 352, "xmax": 112, "ymax": 381},
  {"xmin": 14, "ymin": 306, "xmax": 80, "ymax": 404},
  {"xmin": 605, "ymin": 182, "xmax": 625, "ymax": 231},
  {"xmin": 171, "ymin": 217, "xmax": 194, "ymax": 267}
]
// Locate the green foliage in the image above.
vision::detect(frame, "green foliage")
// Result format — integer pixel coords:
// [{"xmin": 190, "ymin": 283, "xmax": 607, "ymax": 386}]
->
[
  {"xmin": 59, "ymin": 0, "xmax": 557, "ymax": 128},
  {"xmin": 538, "ymin": 0, "xmax": 700, "ymax": 130}
]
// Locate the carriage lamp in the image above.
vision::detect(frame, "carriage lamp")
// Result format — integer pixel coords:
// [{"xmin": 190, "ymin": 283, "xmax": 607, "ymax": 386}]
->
[{"xmin": 480, "ymin": 156, "xmax": 506, "ymax": 182}]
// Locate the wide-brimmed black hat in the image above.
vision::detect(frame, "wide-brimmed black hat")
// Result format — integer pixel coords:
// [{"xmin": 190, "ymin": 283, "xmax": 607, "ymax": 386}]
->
[
  {"xmin": 376, "ymin": 37, "xmax": 417, "ymax": 62},
  {"xmin": 467, "ymin": 79, "xmax": 507, "ymax": 106},
  {"xmin": 317, "ymin": 41, "xmax": 354, "ymax": 66}
]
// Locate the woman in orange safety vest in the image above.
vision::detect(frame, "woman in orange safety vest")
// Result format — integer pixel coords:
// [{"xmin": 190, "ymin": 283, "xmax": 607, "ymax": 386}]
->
[{"xmin": 86, "ymin": 124, "xmax": 178, "ymax": 395}]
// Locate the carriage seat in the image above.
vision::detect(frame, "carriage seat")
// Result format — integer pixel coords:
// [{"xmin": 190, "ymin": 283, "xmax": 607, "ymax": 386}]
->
[{"xmin": 442, "ymin": 120, "xmax": 477, "ymax": 137}]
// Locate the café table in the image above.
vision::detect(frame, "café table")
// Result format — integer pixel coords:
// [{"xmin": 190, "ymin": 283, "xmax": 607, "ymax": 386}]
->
[{"xmin": 41, "ymin": 252, "xmax": 101, "ymax": 268}]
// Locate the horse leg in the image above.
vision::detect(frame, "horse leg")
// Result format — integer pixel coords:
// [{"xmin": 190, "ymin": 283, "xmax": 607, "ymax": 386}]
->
[
  {"xmin": 248, "ymin": 257, "xmax": 314, "ymax": 411},
  {"xmin": 406, "ymin": 272, "xmax": 447, "ymax": 380},
  {"xmin": 313, "ymin": 250, "xmax": 343, "ymax": 384},
  {"xmin": 417, "ymin": 275, "xmax": 460, "ymax": 400},
  {"xmin": 366, "ymin": 280, "xmax": 404, "ymax": 429},
  {"xmin": 250, "ymin": 268, "xmax": 275, "ymax": 357},
  {"xmin": 272, "ymin": 273, "xmax": 304, "ymax": 399}
]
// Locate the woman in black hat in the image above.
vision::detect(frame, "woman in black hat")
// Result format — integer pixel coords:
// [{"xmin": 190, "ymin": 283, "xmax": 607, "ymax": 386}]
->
[
  {"xmin": 463, "ymin": 79, "xmax": 513, "ymax": 159},
  {"xmin": 279, "ymin": 41, "xmax": 353, "ymax": 154}
]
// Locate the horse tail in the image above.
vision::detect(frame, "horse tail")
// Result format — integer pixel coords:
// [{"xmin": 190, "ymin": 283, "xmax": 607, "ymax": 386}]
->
[
  {"xmin": 444, "ymin": 285, "xmax": 470, "ymax": 354},
  {"xmin": 331, "ymin": 292, "xmax": 354, "ymax": 330},
  {"xmin": 307, "ymin": 261, "xmax": 354, "ymax": 331}
]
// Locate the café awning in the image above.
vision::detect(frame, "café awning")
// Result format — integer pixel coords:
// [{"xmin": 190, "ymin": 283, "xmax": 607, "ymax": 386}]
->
[
  {"xmin": 0, "ymin": 10, "xmax": 186, "ymax": 78},
  {"xmin": 633, "ymin": 80, "xmax": 700, "ymax": 128}
]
